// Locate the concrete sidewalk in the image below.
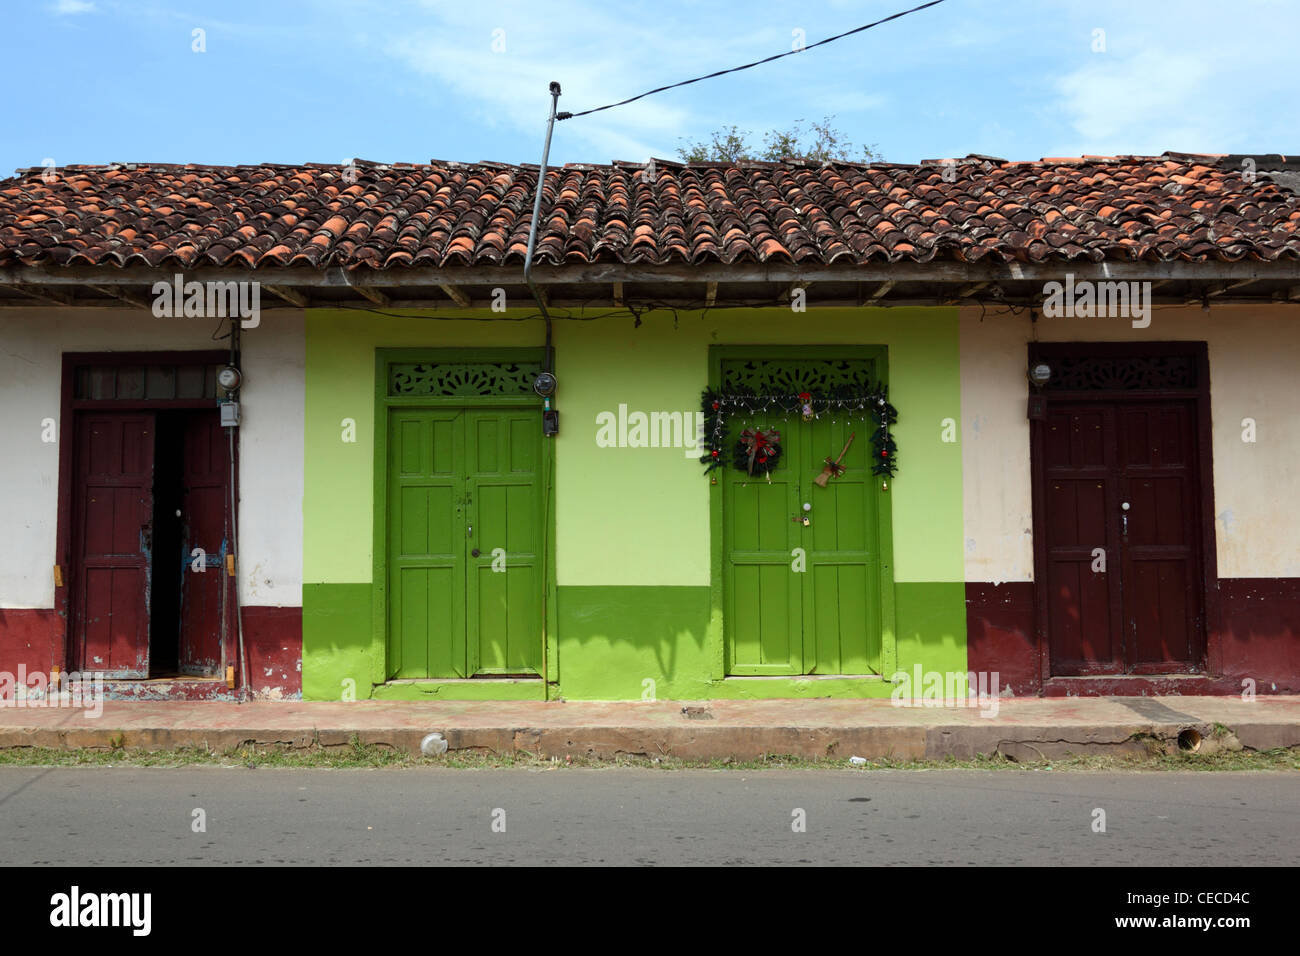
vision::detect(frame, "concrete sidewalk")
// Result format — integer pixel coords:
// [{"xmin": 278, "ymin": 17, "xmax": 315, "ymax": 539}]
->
[{"xmin": 2, "ymin": 695, "xmax": 1298, "ymax": 760}]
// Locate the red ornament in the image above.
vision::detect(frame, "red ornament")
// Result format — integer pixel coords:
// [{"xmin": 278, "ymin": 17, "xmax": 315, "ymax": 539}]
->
[
  {"xmin": 711, "ymin": 449, "xmax": 719, "ymax": 457},
  {"xmin": 711, "ymin": 402, "xmax": 719, "ymax": 410},
  {"xmin": 880, "ymin": 450, "xmax": 889, "ymax": 457}
]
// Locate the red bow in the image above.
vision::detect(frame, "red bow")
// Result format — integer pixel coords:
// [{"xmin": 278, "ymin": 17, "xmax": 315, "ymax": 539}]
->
[{"xmin": 739, "ymin": 427, "xmax": 781, "ymax": 475}]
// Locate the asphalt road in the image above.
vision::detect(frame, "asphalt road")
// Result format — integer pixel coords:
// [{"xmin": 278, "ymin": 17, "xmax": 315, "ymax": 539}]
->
[{"xmin": 1, "ymin": 767, "xmax": 1296, "ymax": 866}]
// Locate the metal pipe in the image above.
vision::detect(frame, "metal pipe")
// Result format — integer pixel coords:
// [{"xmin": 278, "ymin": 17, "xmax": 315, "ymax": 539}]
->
[
  {"xmin": 226, "ymin": 317, "xmax": 248, "ymax": 701},
  {"xmin": 524, "ymin": 81, "xmax": 561, "ymax": 372}
]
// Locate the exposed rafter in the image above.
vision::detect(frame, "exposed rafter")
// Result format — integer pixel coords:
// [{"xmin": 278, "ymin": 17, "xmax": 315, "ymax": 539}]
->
[
  {"xmin": 87, "ymin": 284, "xmax": 151, "ymax": 310},
  {"xmin": 867, "ymin": 280, "xmax": 895, "ymax": 301},
  {"xmin": 352, "ymin": 285, "xmax": 390, "ymax": 307},
  {"xmin": 263, "ymin": 284, "xmax": 308, "ymax": 307},
  {"xmin": 945, "ymin": 281, "xmax": 990, "ymax": 304},
  {"xmin": 9, "ymin": 283, "xmax": 74, "ymax": 306},
  {"xmin": 438, "ymin": 282, "xmax": 470, "ymax": 307}
]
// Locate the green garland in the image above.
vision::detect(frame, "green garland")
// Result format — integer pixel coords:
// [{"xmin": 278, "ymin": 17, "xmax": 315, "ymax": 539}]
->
[{"xmin": 700, "ymin": 385, "xmax": 898, "ymax": 478}]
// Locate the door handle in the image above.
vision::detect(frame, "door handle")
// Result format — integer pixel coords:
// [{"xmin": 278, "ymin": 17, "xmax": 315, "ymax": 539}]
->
[
  {"xmin": 466, "ymin": 524, "xmax": 472, "ymax": 538},
  {"xmin": 1120, "ymin": 501, "xmax": 1129, "ymax": 536}
]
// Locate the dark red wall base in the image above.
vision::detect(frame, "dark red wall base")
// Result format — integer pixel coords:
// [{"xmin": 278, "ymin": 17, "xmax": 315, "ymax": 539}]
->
[
  {"xmin": 967, "ymin": 579, "xmax": 1300, "ymax": 695},
  {"xmin": 0, "ymin": 609, "xmax": 62, "ymax": 675},
  {"xmin": 1214, "ymin": 579, "xmax": 1300, "ymax": 694},
  {"xmin": 241, "ymin": 606, "xmax": 303, "ymax": 698},
  {"xmin": 965, "ymin": 583, "xmax": 1038, "ymax": 695},
  {"xmin": 0, "ymin": 606, "xmax": 302, "ymax": 699}
]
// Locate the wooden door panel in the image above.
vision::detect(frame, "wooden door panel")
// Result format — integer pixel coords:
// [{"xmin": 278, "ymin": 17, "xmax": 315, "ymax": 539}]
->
[
  {"xmin": 1047, "ymin": 556, "xmax": 1117, "ymax": 671},
  {"xmin": 388, "ymin": 411, "xmax": 465, "ymax": 679},
  {"xmin": 466, "ymin": 409, "xmax": 542, "ymax": 675},
  {"xmin": 178, "ymin": 411, "xmax": 227, "ymax": 676},
  {"xmin": 810, "ymin": 563, "xmax": 877, "ymax": 674},
  {"xmin": 1128, "ymin": 560, "xmax": 1193, "ymax": 666},
  {"xmin": 1045, "ymin": 478, "xmax": 1107, "ymax": 546},
  {"xmin": 1042, "ymin": 407, "xmax": 1123, "ymax": 675},
  {"xmin": 725, "ymin": 410, "xmax": 802, "ymax": 675},
  {"xmin": 74, "ymin": 414, "xmax": 154, "ymax": 677},
  {"xmin": 1118, "ymin": 402, "xmax": 1202, "ymax": 671},
  {"xmin": 804, "ymin": 415, "xmax": 880, "ymax": 675}
]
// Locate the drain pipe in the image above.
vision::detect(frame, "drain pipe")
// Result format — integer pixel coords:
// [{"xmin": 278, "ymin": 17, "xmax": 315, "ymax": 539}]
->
[
  {"xmin": 524, "ymin": 81, "xmax": 561, "ymax": 373},
  {"xmin": 227, "ymin": 317, "xmax": 249, "ymax": 702}
]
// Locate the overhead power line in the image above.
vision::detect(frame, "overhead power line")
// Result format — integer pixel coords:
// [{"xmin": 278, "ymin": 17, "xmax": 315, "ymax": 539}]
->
[{"xmin": 557, "ymin": 0, "xmax": 948, "ymax": 121}]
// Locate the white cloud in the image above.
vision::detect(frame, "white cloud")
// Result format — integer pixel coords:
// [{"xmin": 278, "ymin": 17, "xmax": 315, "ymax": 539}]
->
[
  {"xmin": 377, "ymin": 2, "xmax": 740, "ymax": 162},
  {"xmin": 51, "ymin": 0, "xmax": 96, "ymax": 13},
  {"xmin": 1049, "ymin": 2, "xmax": 1300, "ymax": 157},
  {"xmin": 1055, "ymin": 48, "xmax": 1221, "ymax": 154}
]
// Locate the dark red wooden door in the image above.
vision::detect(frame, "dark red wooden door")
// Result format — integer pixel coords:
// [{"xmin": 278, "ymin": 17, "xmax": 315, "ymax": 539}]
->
[
  {"xmin": 1043, "ymin": 405, "xmax": 1123, "ymax": 675},
  {"xmin": 73, "ymin": 413, "xmax": 155, "ymax": 677},
  {"xmin": 1117, "ymin": 402, "xmax": 1203, "ymax": 672},
  {"xmin": 1043, "ymin": 400, "xmax": 1203, "ymax": 675},
  {"xmin": 178, "ymin": 411, "xmax": 228, "ymax": 676}
]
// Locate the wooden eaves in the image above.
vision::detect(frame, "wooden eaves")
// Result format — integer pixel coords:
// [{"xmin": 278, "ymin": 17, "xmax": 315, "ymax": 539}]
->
[{"xmin": 2, "ymin": 260, "xmax": 1299, "ymax": 311}]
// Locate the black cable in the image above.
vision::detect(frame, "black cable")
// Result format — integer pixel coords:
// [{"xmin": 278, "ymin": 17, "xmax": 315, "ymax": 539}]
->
[{"xmin": 557, "ymin": 0, "xmax": 947, "ymax": 121}]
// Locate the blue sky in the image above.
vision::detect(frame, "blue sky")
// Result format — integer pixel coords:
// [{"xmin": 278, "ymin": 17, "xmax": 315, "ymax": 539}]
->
[{"xmin": 4, "ymin": 0, "xmax": 1297, "ymax": 175}]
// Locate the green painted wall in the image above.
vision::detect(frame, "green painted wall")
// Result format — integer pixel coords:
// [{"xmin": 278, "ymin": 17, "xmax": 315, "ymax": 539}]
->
[{"xmin": 302, "ymin": 306, "xmax": 966, "ymax": 700}]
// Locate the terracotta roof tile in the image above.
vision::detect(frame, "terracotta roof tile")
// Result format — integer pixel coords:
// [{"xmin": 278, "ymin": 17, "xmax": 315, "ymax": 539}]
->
[{"xmin": 3, "ymin": 155, "xmax": 1300, "ymax": 272}]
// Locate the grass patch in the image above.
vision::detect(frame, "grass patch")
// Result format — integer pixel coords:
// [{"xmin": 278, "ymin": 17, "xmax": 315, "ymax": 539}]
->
[{"xmin": 0, "ymin": 738, "xmax": 1297, "ymax": 771}]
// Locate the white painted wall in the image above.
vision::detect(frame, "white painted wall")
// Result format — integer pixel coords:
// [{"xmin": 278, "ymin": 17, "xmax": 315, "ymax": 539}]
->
[
  {"xmin": 960, "ymin": 304, "xmax": 1300, "ymax": 582},
  {"xmin": 0, "ymin": 307, "xmax": 304, "ymax": 608}
]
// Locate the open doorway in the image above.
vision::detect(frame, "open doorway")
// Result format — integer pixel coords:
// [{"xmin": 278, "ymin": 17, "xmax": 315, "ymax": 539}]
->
[
  {"xmin": 149, "ymin": 412, "xmax": 185, "ymax": 676},
  {"xmin": 65, "ymin": 358, "xmax": 232, "ymax": 682}
]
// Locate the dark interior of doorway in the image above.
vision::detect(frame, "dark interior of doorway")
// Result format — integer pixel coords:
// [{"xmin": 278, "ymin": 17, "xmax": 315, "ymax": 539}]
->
[{"xmin": 147, "ymin": 412, "xmax": 188, "ymax": 678}]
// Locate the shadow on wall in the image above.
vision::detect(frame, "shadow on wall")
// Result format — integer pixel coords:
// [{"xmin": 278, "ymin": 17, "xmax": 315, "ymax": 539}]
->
[{"xmin": 556, "ymin": 585, "xmax": 710, "ymax": 699}]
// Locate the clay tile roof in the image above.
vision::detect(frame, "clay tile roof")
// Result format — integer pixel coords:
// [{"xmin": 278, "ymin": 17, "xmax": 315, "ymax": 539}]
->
[{"xmin": 2, "ymin": 154, "xmax": 1300, "ymax": 272}]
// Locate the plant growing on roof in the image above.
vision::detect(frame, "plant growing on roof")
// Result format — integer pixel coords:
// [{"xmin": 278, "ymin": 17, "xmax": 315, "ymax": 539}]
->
[{"xmin": 677, "ymin": 116, "xmax": 879, "ymax": 164}]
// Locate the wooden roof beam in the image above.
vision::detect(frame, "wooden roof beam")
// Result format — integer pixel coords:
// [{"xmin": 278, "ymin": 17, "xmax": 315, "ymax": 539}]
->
[
  {"xmin": 1207, "ymin": 278, "xmax": 1256, "ymax": 297},
  {"xmin": 9, "ymin": 284, "xmax": 74, "ymax": 306},
  {"xmin": 866, "ymin": 279, "xmax": 895, "ymax": 301},
  {"xmin": 945, "ymin": 281, "xmax": 990, "ymax": 304},
  {"xmin": 438, "ymin": 282, "xmax": 471, "ymax": 307},
  {"xmin": 263, "ymin": 284, "xmax": 308, "ymax": 307},
  {"xmin": 88, "ymin": 284, "xmax": 152, "ymax": 310},
  {"xmin": 352, "ymin": 285, "xmax": 391, "ymax": 307}
]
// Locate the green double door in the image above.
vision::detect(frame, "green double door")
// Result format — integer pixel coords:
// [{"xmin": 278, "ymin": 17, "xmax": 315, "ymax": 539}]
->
[
  {"xmin": 387, "ymin": 407, "xmax": 543, "ymax": 679},
  {"xmin": 723, "ymin": 411, "xmax": 886, "ymax": 676}
]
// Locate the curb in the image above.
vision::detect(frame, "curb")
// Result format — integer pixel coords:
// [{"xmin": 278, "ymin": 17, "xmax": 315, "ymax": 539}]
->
[{"xmin": 4, "ymin": 719, "xmax": 1297, "ymax": 761}]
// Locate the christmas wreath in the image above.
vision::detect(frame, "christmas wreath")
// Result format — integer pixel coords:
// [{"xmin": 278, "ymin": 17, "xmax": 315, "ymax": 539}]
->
[
  {"xmin": 700, "ymin": 386, "xmax": 898, "ymax": 479},
  {"xmin": 736, "ymin": 427, "xmax": 782, "ymax": 475}
]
